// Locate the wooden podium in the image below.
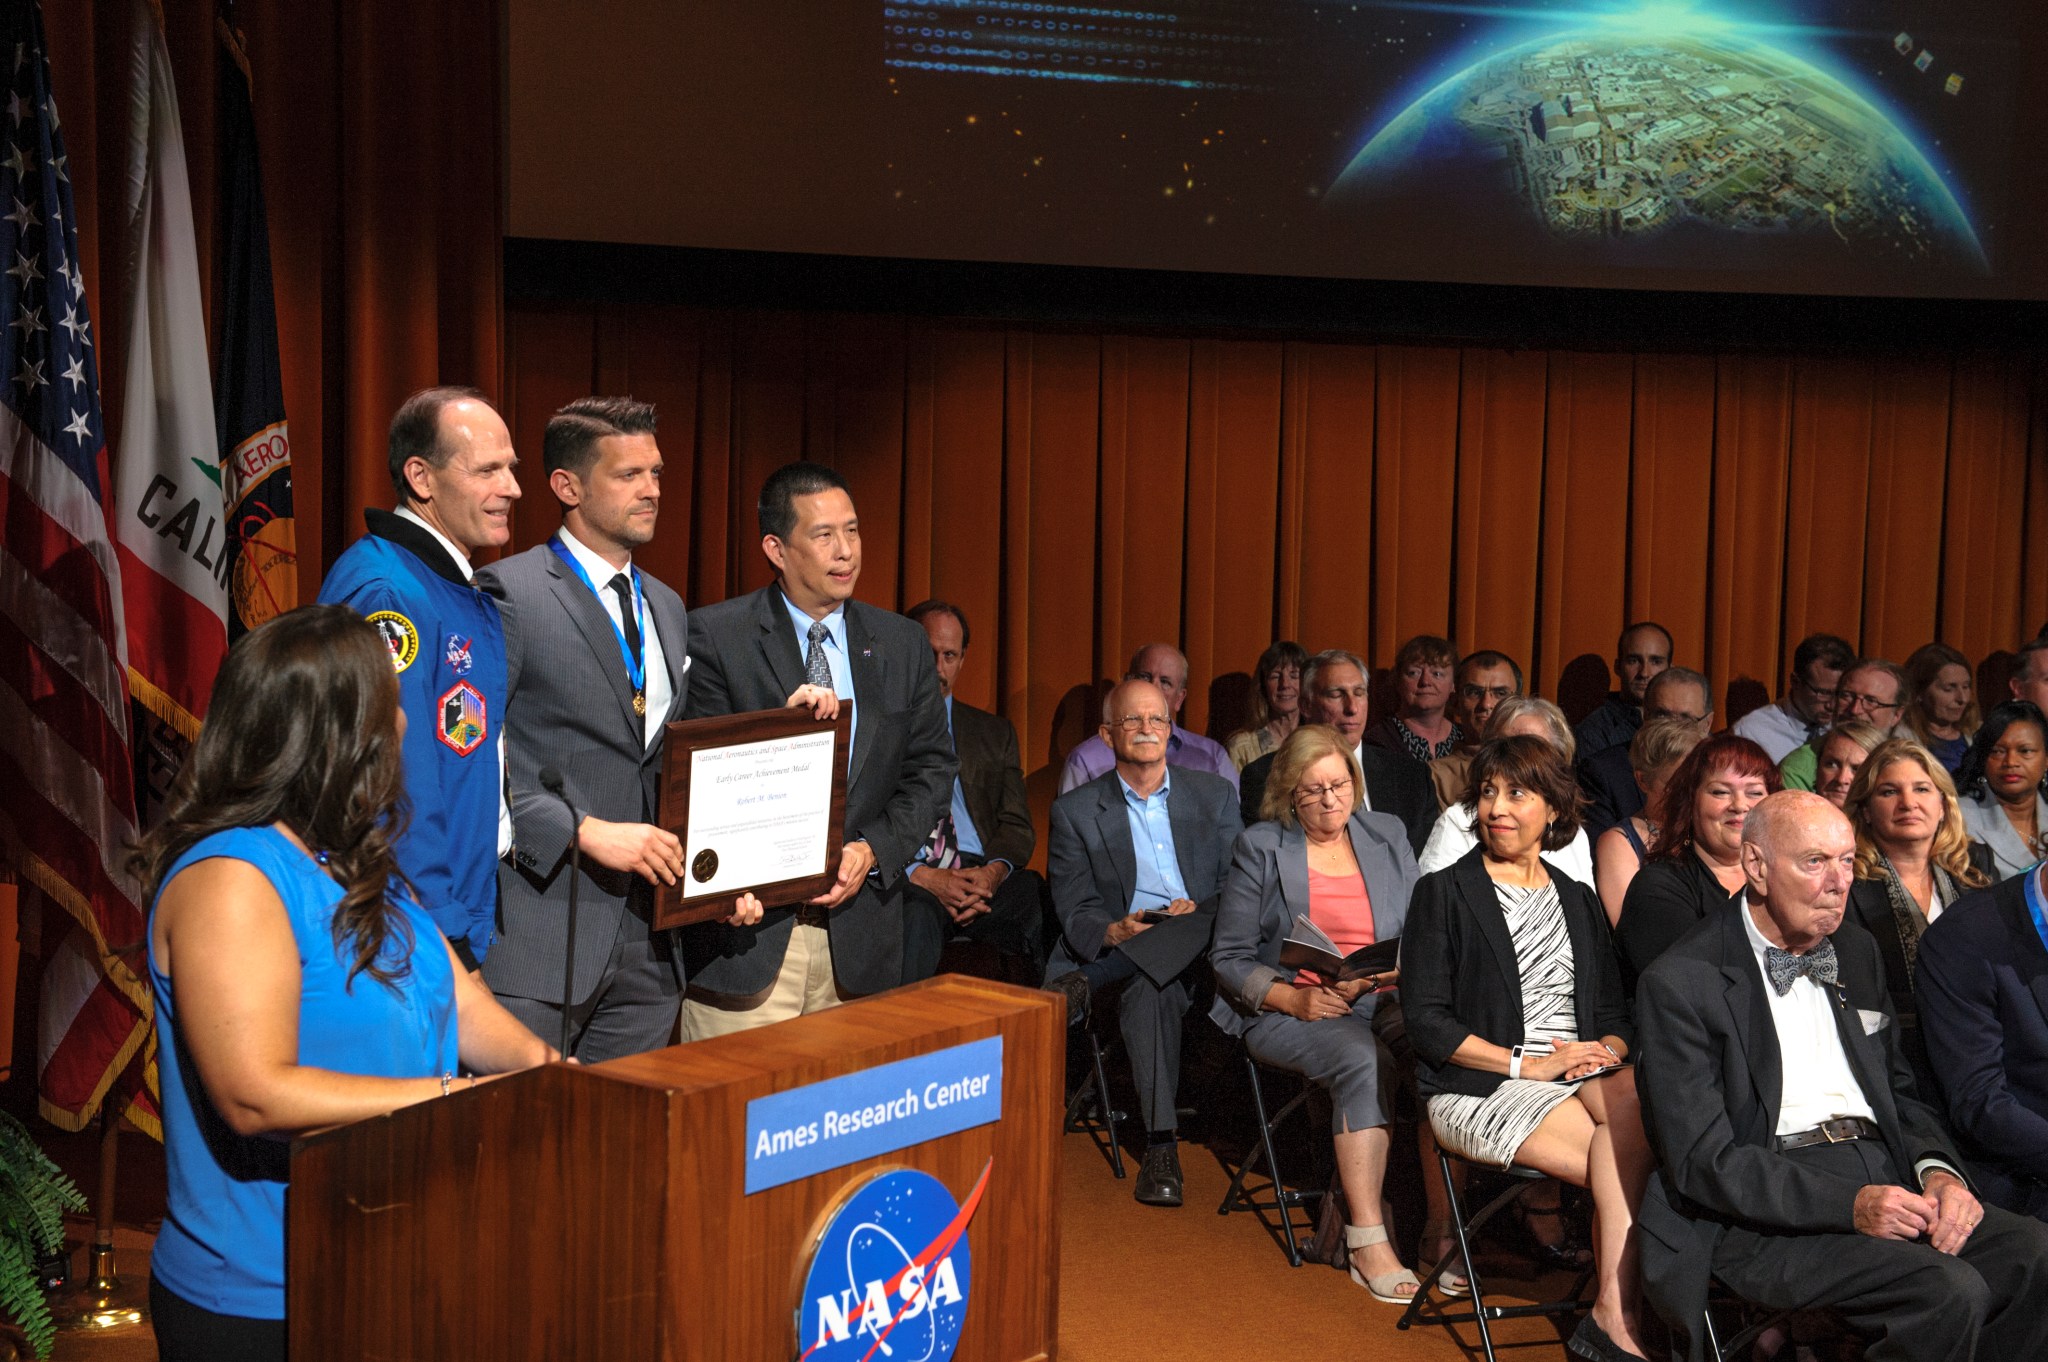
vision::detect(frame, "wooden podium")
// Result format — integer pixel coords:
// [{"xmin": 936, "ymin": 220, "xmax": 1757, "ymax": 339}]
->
[{"xmin": 288, "ymin": 976, "xmax": 1064, "ymax": 1361}]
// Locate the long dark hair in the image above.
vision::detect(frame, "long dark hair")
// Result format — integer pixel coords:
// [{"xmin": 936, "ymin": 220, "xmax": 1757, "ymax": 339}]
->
[{"xmin": 130, "ymin": 604, "xmax": 416, "ymax": 987}]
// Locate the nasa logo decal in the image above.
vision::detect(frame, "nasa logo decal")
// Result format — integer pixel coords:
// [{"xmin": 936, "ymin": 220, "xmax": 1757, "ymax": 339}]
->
[
  {"xmin": 366, "ymin": 610, "xmax": 419, "ymax": 673},
  {"xmin": 796, "ymin": 1161, "xmax": 989, "ymax": 1362}
]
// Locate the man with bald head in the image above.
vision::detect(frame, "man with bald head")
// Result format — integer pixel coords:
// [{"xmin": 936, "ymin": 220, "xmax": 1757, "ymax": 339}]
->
[
  {"xmin": 1057, "ymin": 642, "xmax": 1239, "ymax": 795},
  {"xmin": 1635, "ymin": 791, "xmax": 2048, "ymax": 1361},
  {"xmin": 1576, "ymin": 621, "xmax": 1675, "ymax": 758},
  {"xmin": 1044, "ymin": 678, "xmax": 1242, "ymax": 1207}
]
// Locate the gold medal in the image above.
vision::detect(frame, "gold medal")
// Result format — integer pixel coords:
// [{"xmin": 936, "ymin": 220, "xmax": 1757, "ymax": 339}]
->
[{"xmin": 633, "ymin": 692, "xmax": 647, "ymax": 716}]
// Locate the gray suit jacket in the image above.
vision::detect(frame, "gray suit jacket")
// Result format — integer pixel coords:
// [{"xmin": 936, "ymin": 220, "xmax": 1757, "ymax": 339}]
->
[
  {"xmin": 1206, "ymin": 812, "xmax": 1417, "ymax": 1036},
  {"xmin": 1045, "ymin": 767, "xmax": 1242, "ymax": 988},
  {"xmin": 680, "ymin": 584, "xmax": 956, "ymax": 997},
  {"xmin": 477, "ymin": 544, "xmax": 690, "ymax": 1005}
]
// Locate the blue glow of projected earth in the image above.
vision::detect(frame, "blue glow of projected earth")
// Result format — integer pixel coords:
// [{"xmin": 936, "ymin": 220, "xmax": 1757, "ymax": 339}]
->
[{"xmin": 1330, "ymin": 25, "xmax": 1985, "ymax": 271}]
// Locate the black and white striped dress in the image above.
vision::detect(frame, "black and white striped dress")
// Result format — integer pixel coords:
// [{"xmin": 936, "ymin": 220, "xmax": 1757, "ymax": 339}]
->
[{"xmin": 1427, "ymin": 878, "xmax": 1584, "ymax": 1168}]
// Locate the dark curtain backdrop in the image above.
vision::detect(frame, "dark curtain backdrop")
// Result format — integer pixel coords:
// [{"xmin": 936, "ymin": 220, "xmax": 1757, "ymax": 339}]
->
[
  {"xmin": 500, "ymin": 305, "xmax": 2048, "ymax": 800},
  {"xmin": 51, "ymin": 0, "xmax": 502, "ymax": 585}
]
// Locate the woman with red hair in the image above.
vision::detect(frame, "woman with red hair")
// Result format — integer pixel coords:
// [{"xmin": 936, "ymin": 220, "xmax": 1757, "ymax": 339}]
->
[{"xmin": 1613, "ymin": 734, "xmax": 1781, "ymax": 995}]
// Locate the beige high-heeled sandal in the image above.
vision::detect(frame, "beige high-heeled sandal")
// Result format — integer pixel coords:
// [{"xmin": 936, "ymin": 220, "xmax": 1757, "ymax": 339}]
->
[{"xmin": 1344, "ymin": 1223, "xmax": 1422, "ymax": 1304}]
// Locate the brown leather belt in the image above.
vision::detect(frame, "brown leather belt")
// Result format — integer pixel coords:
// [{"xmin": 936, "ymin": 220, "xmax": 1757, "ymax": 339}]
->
[
  {"xmin": 791, "ymin": 903, "xmax": 831, "ymax": 929},
  {"xmin": 1776, "ymin": 1116, "xmax": 1880, "ymax": 1152}
]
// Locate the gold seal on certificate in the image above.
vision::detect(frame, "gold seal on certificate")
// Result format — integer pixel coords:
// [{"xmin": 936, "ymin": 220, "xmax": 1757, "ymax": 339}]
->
[{"xmin": 652, "ymin": 707, "xmax": 850, "ymax": 930}]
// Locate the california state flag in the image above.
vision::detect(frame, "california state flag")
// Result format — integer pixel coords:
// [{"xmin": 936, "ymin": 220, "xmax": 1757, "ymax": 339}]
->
[{"xmin": 113, "ymin": 0, "xmax": 225, "ymax": 736}]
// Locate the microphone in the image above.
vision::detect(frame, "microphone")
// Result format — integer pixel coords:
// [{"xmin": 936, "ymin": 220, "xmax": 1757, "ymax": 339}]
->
[{"xmin": 537, "ymin": 767, "xmax": 581, "ymax": 1061}]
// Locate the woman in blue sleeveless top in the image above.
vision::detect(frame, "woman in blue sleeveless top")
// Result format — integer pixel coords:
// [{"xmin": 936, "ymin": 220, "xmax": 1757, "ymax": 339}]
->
[{"xmin": 132, "ymin": 604, "xmax": 556, "ymax": 1362}]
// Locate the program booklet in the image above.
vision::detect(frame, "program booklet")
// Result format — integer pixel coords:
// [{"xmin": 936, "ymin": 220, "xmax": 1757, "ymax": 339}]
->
[{"xmin": 1277, "ymin": 913, "xmax": 1400, "ymax": 983}]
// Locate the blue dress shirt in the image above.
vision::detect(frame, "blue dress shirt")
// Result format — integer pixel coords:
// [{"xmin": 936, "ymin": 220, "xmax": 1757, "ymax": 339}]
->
[{"xmin": 1120, "ymin": 768, "xmax": 1188, "ymax": 913}]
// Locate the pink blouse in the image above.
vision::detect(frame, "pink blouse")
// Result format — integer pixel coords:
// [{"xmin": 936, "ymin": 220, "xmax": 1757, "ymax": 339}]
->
[{"xmin": 1297, "ymin": 867, "xmax": 1375, "ymax": 985}]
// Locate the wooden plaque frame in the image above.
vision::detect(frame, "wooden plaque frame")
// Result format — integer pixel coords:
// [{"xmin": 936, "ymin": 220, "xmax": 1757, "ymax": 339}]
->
[{"xmin": 652, "ymin": 706, "xmax": 850, "ymax": 931}]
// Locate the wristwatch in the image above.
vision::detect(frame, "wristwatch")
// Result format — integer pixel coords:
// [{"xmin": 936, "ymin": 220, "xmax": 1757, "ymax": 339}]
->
[{"xmin": 1509, "ymin": 1044, "xmax": 1526, "ymax": 1081}]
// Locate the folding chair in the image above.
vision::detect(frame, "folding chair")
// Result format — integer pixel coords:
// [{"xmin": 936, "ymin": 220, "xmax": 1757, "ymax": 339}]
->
[
  {"xmin": 1397, "ymin": 1146, "xmax": 1596, "ymax": 1362},
  {"xmin": 1214, "ymin": 1047, "xmax": 1324, "ymax": 1267}
]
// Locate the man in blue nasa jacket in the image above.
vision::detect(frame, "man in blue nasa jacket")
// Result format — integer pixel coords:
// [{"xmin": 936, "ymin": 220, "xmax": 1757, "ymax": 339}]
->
[{"xmin": 318, "ymin": 386, "xmax": 520, "ymax": 970}]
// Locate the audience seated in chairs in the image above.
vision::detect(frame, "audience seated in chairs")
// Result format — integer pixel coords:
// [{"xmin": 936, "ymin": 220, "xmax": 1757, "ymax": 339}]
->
[
  {"xmin": 1225, "ymin": 640, "xmax": 1306, "ymax": 771},
  {"xmin": 1814, "ymin": 719, "xmax": 1889, "ymax": 810},
  {"xmin": 1575, "ymin": 621, "xmax": 1675, "ymax": 761},
  {"xmin": 1635, "ymin": 790, "xmax": 2048, "ymax": 1362},
  {"xmin": 1364, "ymin": 635, "xmax": 1464, "ymax": 763},
  {"xmin": 1953, "ymin": 700, "xmax": 2048, "ymax": 882},
  {"xmin": 1579, "ymin": 667, "xmax": 1714, "ymax": 842},
  {"xmin": 1429, "ymin": 650, "xmax": 1523, "ymax": 810},
  {"xmin": 1731, "ymin": 632, "xmax": 1854, "ymax": 765},
  {"xmin": 1915, "ymin": 859, "xmax": 2048, "ymax": 1220},
  {"xmin": 898, "ymin": 600, "xmax": 1049, "ymax": 986},
  {"xmin": 1840, "ymin": 738, "xmax": 1993, "ymax": 1100},
  {"xmin": 1058, "ymin": 642, "xmax": 1238, "ymax": 794},
  {"xmin": 1900, "ymin": 643, "xmax": 1980, "ymax": 777},
  {"xmin": 1240, "ymin": 649, "xmax": 1436, "ymax": 856},
  {"xmin": 1401, "ymin": 736, "xmax": 1651, "ymax": 1362},
  {"xmin": 1591, "ymin": 715, "xmax": 1705, "ymax": 927},
  {"xmin": 1044, "ymin": 678, "xmax": 1243, "ymax": 1207},
  {"xmin": 1208, "ymin": 723, "xmax": 1433, "ymax": 1301},
  {"xmin": 1419, "ymin": 697, "xmax": 1597, "ymax": 889},
  {"xmin": 1614, "ymin": 734, "xmax": 1779, "ymax": 995}
]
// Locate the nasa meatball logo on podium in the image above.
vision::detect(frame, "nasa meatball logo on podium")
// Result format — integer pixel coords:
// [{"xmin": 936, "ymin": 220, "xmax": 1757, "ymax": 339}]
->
[{"xmin": 796, "ymin": 1165, "xmax": 983, "ymax": 1362}]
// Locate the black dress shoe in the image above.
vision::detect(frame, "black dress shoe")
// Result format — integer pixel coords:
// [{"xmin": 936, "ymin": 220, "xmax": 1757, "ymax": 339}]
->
[
  {"xmin": 1568, "ymin": 1315, "xmax": 1648, "ymax": 1362},
  {"xmin": 1045, "ymin": 971, "xmax": 1091, "ymax": 1029},
  {"xmin": 1134, "ymin": 1142, "xmax": 1183, "ymax": 1207}
]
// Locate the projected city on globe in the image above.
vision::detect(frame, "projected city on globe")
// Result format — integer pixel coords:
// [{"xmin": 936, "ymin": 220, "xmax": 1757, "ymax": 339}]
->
[
  {"xmin": 508, "ymin": 0, "xmax": 2039, "ymax": 297},
  {"xmin": 864, "ymin": 0, "xmax": 2018, "ymax": 293}
]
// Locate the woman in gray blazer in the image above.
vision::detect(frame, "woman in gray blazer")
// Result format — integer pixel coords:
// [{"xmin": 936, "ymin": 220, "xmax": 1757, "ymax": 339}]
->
[
  {"xmin": 1957, "ymin": 700, "xmax": 2048, "ymax": 882},
  {"xmin": 1209, "ymin": 724, "xmax": 1430, "ymax": 1303}
]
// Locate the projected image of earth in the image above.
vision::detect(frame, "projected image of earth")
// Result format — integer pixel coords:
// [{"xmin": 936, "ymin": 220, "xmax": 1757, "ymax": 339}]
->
[{"xmin": 1330, "ymin": 26, "xmax": 1986, "ymax": 272}]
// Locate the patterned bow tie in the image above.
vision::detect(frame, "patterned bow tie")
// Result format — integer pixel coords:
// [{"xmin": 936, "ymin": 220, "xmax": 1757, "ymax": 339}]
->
[{"xmin": 1764, "ymin": 939, "xmax": 1839, "ymax": 996}]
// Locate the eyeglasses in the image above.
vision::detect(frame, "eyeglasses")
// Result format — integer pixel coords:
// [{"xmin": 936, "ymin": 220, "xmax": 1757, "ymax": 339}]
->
[
  {"xmin": 1836, "ymin": 690, "xmax": 1901, "ymax": 715},
  {"xmin": 1110, "ymin": 715, "xmax": 1172, "ymax": 732},
  {"xmin": 1794, "ymin": 677, "xmax": 1839, "ymax": 702},
  {"xmin": 1295, "ymin": 776, "xmax": 1353, "ymax": 804}
]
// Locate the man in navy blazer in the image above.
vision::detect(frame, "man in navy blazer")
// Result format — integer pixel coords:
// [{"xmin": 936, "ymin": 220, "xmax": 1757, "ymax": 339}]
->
[
  {"xmin": 1045, "ymin": 678, "xmax": 1242, "ymax": 1207},
  {"xmin": 1917, "ymin": 864, "xmax": 2048, "ymax": 1219},
  {"xmin": 679, "ymin": 463, "xmax": 956, "ymax": 1036}
]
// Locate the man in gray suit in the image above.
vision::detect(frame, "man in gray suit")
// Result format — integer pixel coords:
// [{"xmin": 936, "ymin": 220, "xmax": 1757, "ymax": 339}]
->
[
  {"xmin": 679, "ymin": 462, "xmax": 956, "ymax": 1036},
  {"xmin": 481, "ymin": 397, "xmax": 768, "ymax": 1062},
  {"xmin": 1044, "ymin": 678, "xmax": 1244, "ymax": 1206}
]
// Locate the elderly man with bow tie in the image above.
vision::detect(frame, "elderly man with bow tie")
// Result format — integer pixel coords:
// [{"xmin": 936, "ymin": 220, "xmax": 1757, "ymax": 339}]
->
[{"xmin": 1632, "ymin": 790, "xmax": 2048, "ymax": 1362}]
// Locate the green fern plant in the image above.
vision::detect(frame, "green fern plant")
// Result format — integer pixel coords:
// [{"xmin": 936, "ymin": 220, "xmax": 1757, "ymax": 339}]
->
[{"xmin": 0, "ymin": 1114, "xmax": 86, "ymax": 1359}]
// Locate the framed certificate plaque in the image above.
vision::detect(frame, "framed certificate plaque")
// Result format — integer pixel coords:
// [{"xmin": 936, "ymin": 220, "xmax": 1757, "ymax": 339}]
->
[{"xmin": 652, "ymin": 707, "xmax": 851, "ymax": 931}]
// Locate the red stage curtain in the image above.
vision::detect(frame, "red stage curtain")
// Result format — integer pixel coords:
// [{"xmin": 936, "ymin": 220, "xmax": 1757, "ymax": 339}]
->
[{"xmin": 499, "ymin": 305, "xmax": 2048, "ymax": 794}]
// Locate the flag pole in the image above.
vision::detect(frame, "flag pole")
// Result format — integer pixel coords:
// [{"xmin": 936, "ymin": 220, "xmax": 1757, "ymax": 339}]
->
[{"xmin": 49, "ymin": 1107, "xmax": 146, "ymax": 1331}]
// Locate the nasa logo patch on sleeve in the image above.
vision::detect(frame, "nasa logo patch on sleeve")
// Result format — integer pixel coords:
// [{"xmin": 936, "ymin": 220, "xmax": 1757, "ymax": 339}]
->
[{"xmin": 366, "ymin": 610, "xmax": 420, "ymax": 673}]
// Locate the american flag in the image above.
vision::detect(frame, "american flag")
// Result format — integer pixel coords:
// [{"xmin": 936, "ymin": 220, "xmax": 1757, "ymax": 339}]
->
[{"xmin": 0, "ymin": 1, "xmax": 156, "ymax": 1133}]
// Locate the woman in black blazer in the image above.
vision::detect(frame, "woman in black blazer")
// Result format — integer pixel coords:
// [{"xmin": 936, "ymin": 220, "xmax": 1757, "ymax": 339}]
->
[
  {"xmin": 1402, "ymin": 736, "xmax": 1650, "ymax": 1362},
  {"xmin": 1841, "ymin": 737, "xmax": 1994, "ymax": 1099}
]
